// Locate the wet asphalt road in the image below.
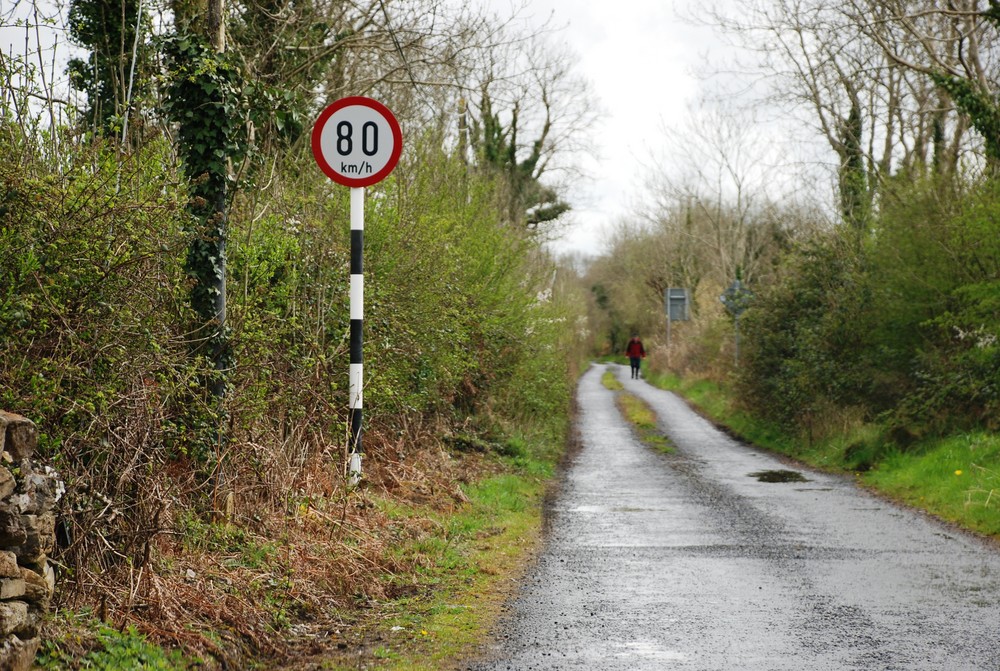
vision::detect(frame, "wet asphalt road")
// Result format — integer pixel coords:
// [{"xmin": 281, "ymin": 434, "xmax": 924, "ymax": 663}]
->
[{"xmin": 468, "ymin": 363, "xmax": 1000, "ymax": 670}]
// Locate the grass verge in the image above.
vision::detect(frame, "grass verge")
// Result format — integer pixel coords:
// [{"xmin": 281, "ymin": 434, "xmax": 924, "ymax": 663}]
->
[
  {"xmin": 863, "ymin": 433, "xmax": 1000, "ymax": 536},
  {"xmin": 603, "ymin": 366, "xmax": 673, "ymax": 454},
  {"xmin": 344, "ymin": 472, "xmax": 548, "ymax": 670}
]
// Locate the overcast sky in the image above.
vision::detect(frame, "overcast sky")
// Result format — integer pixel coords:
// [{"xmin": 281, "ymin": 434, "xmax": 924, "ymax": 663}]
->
[{"xmin": 507, "ymin": 0, "xmax": 721, "ymax": 258}]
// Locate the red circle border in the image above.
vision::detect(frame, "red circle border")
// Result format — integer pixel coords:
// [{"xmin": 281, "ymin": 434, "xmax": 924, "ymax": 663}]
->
[{"xmin": 311, "ymin": 96, "xmax": 403, "ymax": 187}]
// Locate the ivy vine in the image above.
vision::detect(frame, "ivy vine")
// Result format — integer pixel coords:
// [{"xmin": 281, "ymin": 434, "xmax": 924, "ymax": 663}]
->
[
  {"xmin": 931, "ymin": 72, "xmax": 1000, "ymax": 166},
  {"xmin": 161, "ymin": 33, "xmax": 247, "ymax": 392}
]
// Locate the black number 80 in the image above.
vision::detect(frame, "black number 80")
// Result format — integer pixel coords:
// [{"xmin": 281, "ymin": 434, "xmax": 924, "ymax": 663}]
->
[{"xmin": 336, "ymin": 120, "xmax": 379, "ymax": 156}]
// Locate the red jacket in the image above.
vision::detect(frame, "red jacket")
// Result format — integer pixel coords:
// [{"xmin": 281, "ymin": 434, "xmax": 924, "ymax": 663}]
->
[{"xmin": 625, "ymin": 339, "xmax": 646, "ymax": 358}]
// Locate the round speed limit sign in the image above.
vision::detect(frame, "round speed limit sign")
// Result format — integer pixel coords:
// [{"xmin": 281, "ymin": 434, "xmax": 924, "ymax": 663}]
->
[{"xmin": 311, "ymin": 97, "xmax": 403, "ymax": 187}]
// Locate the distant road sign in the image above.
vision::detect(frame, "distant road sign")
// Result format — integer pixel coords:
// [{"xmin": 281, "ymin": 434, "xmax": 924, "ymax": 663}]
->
[
  {"xmin": 720, "ymin": 279, "xmax": 753, "ymax": 318},
  {"xmin": 312, "ymin": 97, "xmax": 402, "ymax": 187},
  {"xmin": 665, "ymin": 288, "xmax": 691, "ymax": 321}
]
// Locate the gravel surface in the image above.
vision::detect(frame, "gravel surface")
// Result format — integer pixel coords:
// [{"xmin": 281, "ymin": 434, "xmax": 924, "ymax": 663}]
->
[{"xmin": 467, "ymin": 363, "xmax": 1000, "ymax": 670}]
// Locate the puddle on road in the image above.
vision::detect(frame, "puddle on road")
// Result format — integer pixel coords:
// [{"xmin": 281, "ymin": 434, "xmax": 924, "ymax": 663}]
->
[{"xmin": 749, "ymin": 469, "xmax": 809, "ymax": 483}]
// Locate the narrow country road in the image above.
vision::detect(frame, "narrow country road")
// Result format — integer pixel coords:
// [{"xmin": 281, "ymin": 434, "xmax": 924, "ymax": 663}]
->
[{"xmin": 468, "ymin": 363, "xmax": 1000, "ymax": 670}]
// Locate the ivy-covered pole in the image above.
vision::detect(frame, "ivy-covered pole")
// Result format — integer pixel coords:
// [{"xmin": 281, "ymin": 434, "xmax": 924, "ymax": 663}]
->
[
  {"xmin": 166, "ymin": 52, "xmax": 237, "ymax": 382},
  {"xmin": 165, "ymin": 0, "xmax": 241, "ymax": 487},
  {"xmin": 312, "ymin": 97, "xmax": 402, "ymax": 485}
]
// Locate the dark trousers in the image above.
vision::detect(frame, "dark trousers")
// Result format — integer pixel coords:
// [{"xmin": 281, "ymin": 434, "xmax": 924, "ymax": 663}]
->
[{"xmin": 629, "ymin": 357, "xmax": 642, "ymax": 378}]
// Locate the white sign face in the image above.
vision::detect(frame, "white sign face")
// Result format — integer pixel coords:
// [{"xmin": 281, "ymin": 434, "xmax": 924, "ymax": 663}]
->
[{"xmin": 311, "ymin": 97, "xmax": 402, "ymax": 187}]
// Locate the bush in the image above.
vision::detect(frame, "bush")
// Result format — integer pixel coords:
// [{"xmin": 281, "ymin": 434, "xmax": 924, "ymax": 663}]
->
[
  {"xmin": 892, "ymin": 280, "xmax": 1000, "ymax": 434},
  {"xmin": 874, "ymin": 179, "xmax": 1000, "ymax": 436},
  {"xmin": 737, "ymin": 237, "xmax": 882, "ymax": 432},
  {"xmin": 738, "ymin": 175, "xmax": 1000, "ymax": 442}
]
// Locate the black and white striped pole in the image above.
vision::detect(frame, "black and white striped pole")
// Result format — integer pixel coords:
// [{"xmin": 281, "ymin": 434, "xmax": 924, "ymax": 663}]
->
[
  {"xmin": 312, "ymin": 97, "xmax": 402, "ymax": 485},
  {"xmin": 348, "ymin": 187, "xmax": 364, "ymax": 481}
]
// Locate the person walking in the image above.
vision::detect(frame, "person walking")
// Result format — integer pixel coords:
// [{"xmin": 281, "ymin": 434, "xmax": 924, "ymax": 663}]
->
[{"xmin": 625, "ymin": 335, "xmax": 646, "ymax": 379}]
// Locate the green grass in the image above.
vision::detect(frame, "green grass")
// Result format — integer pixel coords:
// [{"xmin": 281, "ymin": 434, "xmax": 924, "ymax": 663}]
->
[
  {"xmin": 646, "ymin": 371, "xmax": 1000, "ymax": 540},
  {"xmin": 321, "ymin": 449, "xmax": 556, "ymax": 671},
  {"xmin": 37, "ymin": 615, "xmax": 197, "ymax": 670},
  {"xmin": 601, "ymin": 366, "xmax": 673, "ymax": 454},
  {"xmin": 864, "ymin": 433, "xmax": 1000, "ymax": 536},
  {"xmin": 616, "ymin": 393, "xmax": 674, "ymax": 454},
  {"xmin": 178, "ymin": 513, "xmax": 279, "ymax": 570},
  {"xmin": 601, "ymin": 369, "xmax": 624, "ymax": 390}
]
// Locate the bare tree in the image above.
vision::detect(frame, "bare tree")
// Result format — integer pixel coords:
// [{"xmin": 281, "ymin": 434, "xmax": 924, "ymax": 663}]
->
[
  {"xmin": 461, "ymin": 24, "xmax": 599, "ymax": 228},
  {"xmin": 693, "ymin": 0, "xmax": 980, "ymax": 231},
  {"xmin": 223, "ymin": 0, "xmax": 597, "ymax": 231},
  {"xmin": 638, "ymin": 100, "xmax": 793, "ymax": 290},
  {"xmin": 841, "ymin": 0, "xmax": 1000, "ymax": 169}
]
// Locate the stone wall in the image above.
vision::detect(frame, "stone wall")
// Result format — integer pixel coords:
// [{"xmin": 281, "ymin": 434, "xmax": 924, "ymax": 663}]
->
[{"xmin": 0, "ymin": 412, "xmax": 62, "ymax": 671}]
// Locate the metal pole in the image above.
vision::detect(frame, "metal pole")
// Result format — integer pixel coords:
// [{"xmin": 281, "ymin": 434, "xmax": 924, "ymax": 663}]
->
[
  {"xmin": 734, "ymin": 316, "xmax": 740, "ymax": 367},
  {"xmin": 666, "ymin": 310, "xmax": 672, "ymax": 368},
  {"xmin": 348, "ymin": 187, "xmax": 364, "ymax": 484}
]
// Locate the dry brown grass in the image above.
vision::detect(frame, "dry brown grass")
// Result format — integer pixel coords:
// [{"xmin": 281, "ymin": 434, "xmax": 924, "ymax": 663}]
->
[{"xmin": 45, "ymin": 411, "xmax": 505, "ymax": 669}]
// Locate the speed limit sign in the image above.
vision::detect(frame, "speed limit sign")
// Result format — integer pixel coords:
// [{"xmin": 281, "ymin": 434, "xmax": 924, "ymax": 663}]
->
[
  {"xmin": 311, "ymin": 97, "xmax": 403, "ymax": 187},
  {"xmin": 310, "ymin": 97, "xmax": 403, "ymax": 485}
]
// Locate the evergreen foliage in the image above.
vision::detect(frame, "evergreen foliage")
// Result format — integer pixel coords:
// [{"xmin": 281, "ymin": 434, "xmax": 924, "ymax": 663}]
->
[
  {"xmin": 470, "ymin": 88, "xmax": 571, "ymax": 228},
  {"xmin": 162, "ymin": 33, "xmax": 247, "ymax": 399},
  {"xmin": 737, "ymin": 175, "xmax": 1000, "ymax": 443},
  {"xmin": 67, "ymin": 0, "xmax": 149, "ymax": 132},
  {"xmin": 931, "ymin": 72, "xmax": 1000, "ymax": 167},
  {"xmin": 737, "ymin": 239, "xmax": 881, "ymax": 430},
  {"xmin": 837, "ymin": 96, "xmax": 871, "ymax": 241}
]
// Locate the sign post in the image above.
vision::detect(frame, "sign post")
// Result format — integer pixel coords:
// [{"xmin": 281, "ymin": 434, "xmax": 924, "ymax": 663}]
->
[{"xmin": 312, "ymin": 97, "xmax": 402, "ymax": 485}]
